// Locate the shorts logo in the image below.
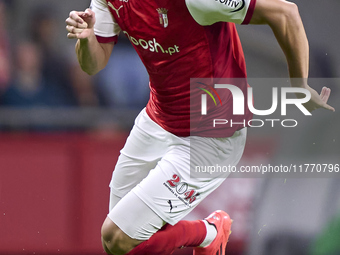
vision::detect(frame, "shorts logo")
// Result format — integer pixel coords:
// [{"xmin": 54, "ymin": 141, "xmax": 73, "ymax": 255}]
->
[
  {"xmin": 164, "ymin": 174, "xmax": 200, "ymax": 207},
  {"xmin": 157, "ymin": 8, "xmax": 169, "ymax": 28},
  {"xmin": 167, "ymin": 200, "xmax": 177, "ymax": 212}
]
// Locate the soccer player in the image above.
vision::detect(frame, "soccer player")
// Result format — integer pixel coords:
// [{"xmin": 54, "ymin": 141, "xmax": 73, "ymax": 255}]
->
[{"xmin": 66, "ymin": 0, "xmax": 334, "ymax": 254}]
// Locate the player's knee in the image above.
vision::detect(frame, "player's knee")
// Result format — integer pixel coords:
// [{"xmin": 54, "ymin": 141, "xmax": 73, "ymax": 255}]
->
[
  {"xmin": 101, "ymin": 217, "xmax": 115, "ymax": 240},
  {"xmin": 101, "ymin": 217, "xmax": 142, "ymax": 255},
  {"xmin": 101, "ymin": 217, "xmax": 121, "ymax": 254}
]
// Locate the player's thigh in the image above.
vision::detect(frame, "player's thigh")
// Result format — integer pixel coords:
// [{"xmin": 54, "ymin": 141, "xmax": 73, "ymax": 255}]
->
[
  {"xmin": 110, "ymin": 153, "xmax": 158, "ymax": 197},
  {"xmin": 109, "ymin": 109, "xmax": 170, "ymax": 206},
  {"xmin": 107, "ymin": 191, "xmax": 166, "ymax": 240},
  {"xmin": 131, "ymin": 128, "xmax": 247, "ymax": 225}
]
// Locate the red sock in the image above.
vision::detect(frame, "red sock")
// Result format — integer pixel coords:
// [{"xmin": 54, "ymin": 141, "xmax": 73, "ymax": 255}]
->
[{"xmin": 126, "ymin": 220, "xmax": 206, "ymax": 255}]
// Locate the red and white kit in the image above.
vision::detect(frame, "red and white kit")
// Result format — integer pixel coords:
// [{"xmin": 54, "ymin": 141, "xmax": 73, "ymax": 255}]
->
[
  {"xmin": 92, "ymin": 0, "xmax": 254, "ymax": 137},
  {"xmin": 90, "ymin": 0, "xmax": 255, "ymax": 239}
]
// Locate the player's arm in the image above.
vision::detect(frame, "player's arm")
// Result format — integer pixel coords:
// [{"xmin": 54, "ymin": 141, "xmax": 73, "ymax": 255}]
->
[
  {"xmin": 66, "ymin": 9, "xmax": 114, "ymax": 75},
  {"xmin": 249, "ymin": 0, "xmax": 335, "ymax": 112}
]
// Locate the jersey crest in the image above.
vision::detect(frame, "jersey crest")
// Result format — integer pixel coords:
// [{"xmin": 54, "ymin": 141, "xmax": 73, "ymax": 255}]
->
[{"xmin": 157, "ymin": 8, "xmax": 169, "ymax": 28}]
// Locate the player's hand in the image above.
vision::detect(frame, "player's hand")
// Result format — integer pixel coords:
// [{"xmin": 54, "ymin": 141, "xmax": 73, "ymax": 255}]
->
[
  {"xmin": 303, "ymin": 85, "xmax": 335, "ymax": 112},
  {"xmin": 66, "ymin": 8, "xmax": 96, "ymax": 39}
]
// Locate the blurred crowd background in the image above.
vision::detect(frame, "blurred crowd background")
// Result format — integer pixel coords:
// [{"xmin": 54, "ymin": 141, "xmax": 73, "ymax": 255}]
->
[
  {"xmin": 0, "ymin": 0, "xmax": 339, "ymax": 255},
  {"xmin": 0, "ymin": 0, "xmax": 151, "ymax": 106},
  {"xmin": 0, "ymin": 0, "xmax": 339, "ymax": 130},
  {"xmin": 0, "ymin": 0, "xmax": 150, "ymax": 133}
]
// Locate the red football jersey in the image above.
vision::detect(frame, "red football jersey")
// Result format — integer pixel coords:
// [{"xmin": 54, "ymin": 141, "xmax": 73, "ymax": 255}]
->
[{"xmin": 91, "ymin": 0, "xmax": 255, "ymax": 137}]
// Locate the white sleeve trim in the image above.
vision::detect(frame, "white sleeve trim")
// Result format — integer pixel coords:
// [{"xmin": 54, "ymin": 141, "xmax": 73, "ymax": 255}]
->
[
  {"xmin": 91, "ymin": 0, "xmax": 121, "ymax": 37},
  {"xmin": 185, "ymin": 0, "xmax": 251, "ymax": 25}
]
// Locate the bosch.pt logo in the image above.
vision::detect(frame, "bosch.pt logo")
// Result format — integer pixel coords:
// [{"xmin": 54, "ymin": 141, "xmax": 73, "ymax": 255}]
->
[
  {"xmin": 215, "ymin": 0, "xmax": 245, "ymax": 12},
  {"xmin": 123, "ymin": 31, "xmax": 180, "ymax": 55}
]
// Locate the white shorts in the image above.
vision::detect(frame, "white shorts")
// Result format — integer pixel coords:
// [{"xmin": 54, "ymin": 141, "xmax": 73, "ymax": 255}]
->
[{"xmin": 108, "ymin": 109, "xmax": 246, "ymax": 235}]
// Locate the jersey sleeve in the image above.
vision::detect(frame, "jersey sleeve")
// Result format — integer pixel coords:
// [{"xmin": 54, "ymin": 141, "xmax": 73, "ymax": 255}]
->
[
  {"xmin": 185, "ymin": 0, "xmax": 256, "ymax": 26},
  {"xmin": 90, "ymin": 0, "xmax": 121, "ymax": 43}
]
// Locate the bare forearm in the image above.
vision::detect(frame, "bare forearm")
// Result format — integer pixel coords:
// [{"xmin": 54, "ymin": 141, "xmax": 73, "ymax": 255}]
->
[
  {"xmin": 250, "ymin": 0, "xmax": 309, "ymax": 85},
  {"xmin": 269, "ymin": 3, "xmax": 309, "ymax": 82},
  {"xmin": 66, "ymin": 9, "xmax": 113, "ymax": 75},
  {"xmin": 76, "ymin": 32, "xmax": 108, "ymax": 75},
  {"xmin": 250, "ymin": 0, "xmax": 334, "ymax": 111}
]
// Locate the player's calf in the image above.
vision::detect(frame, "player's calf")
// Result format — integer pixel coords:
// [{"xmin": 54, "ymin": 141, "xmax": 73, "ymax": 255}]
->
[{"xmin": 101, "ymin": 217, "xmax": 143, "ymax": 255}]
